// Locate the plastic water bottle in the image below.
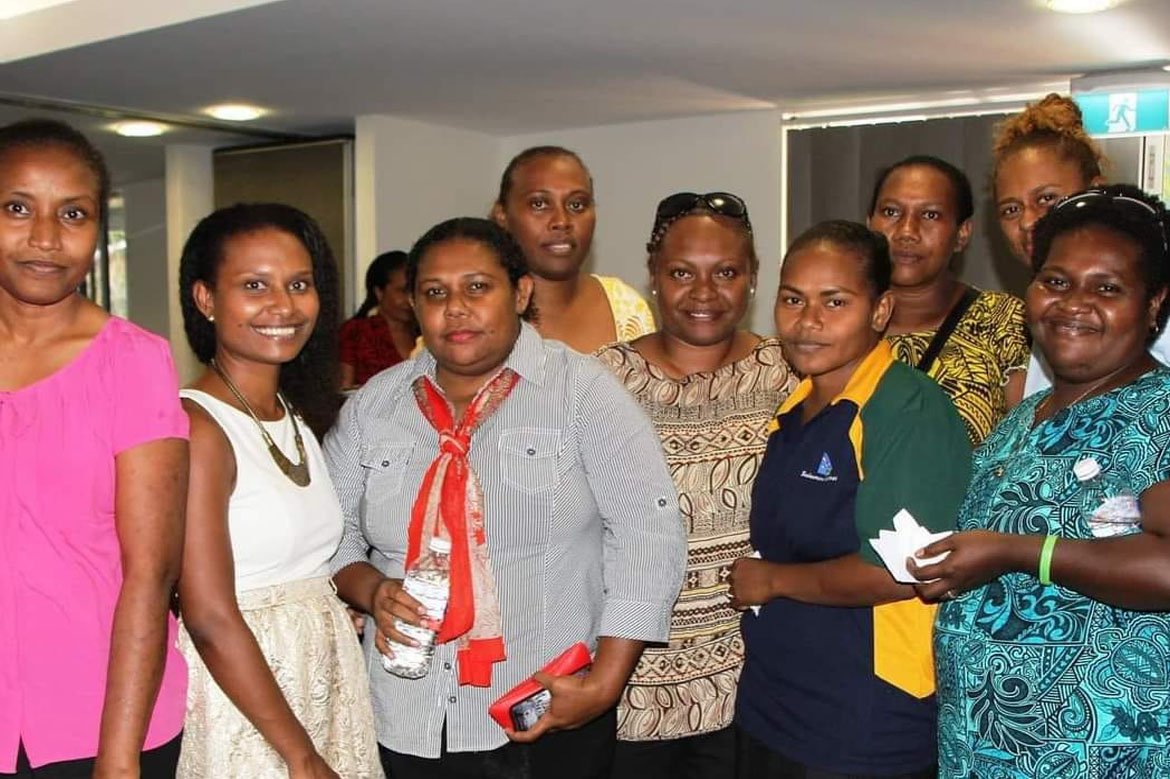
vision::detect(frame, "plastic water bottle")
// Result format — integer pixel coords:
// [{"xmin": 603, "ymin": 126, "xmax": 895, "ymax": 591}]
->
[
  {"xmin": 1073, "ymin": 458, "xmax": 1142, "ymax": 538},
  {"xmin": 382, "ymin": 536, "xmax": 451, "ymax": 679}
]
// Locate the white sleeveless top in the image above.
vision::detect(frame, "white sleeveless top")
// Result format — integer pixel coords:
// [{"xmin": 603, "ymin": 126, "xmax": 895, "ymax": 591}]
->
[{"xmin": 181, "ymin": 390, "xmax": 343, "ymax": 593}]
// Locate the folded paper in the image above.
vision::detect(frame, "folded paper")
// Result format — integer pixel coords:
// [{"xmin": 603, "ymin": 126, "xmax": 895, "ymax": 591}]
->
[{"xmin": 868, "ymin": 509, "xmax": 952, "ymax": 584}]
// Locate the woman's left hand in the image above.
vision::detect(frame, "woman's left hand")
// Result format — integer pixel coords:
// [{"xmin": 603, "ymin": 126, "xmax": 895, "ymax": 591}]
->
[
  {"xmin": 728, "ymin": 556, "xmax": 778, "ymax": 610},
  {"xmin": 505, "ymin": 670, "xmax": 619, "ymax": 743},
  {"xmin": 909, "ymin": 530, "xmax": 1016, "ymax": 602}
]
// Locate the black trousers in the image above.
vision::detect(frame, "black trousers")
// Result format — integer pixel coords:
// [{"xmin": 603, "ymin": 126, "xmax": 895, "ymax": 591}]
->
[
  {"xmin": 735, "ymin": 728, "xmax": 935, "ymax": 779},
  {"xmin": 381, "ymin": 709, "xmax": 617, "ymax": 779},
  {"xmin": 610, "ymin": 727, "xmax": 737, "ymax": 779},
  {"xmin": 2, "ymin": 736, "xmax": 180, "ymax": 779}
]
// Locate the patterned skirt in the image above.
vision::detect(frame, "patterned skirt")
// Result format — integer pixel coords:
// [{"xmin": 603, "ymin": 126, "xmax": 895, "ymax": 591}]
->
[{"xmin": 177, "ymin": 576, "xmax": 384, "ymax": 778}]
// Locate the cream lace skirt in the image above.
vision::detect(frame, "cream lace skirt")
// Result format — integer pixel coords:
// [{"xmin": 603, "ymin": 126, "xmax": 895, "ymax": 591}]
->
[{"xmin": 177, "ymin": 576, "xmax": 384, "ymax": 778}]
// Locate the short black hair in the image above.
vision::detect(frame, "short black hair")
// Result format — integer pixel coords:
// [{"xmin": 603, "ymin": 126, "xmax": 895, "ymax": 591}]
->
[
  {"xmin": 496, "ymin": 146, "xmax": 592, "ymax": 206},
  {"xmin": 0, "ymin": 118, "xmax": 110, "ymax": 217},
  {"xmin": 178, "ymin": 203, "xmax": 341, "ymax": 438},
  {"xmin": 868, "ymin": 154, "xmax": 975, "ymax": 224},
  {"xmin": 1032, "ymin": 183, "xmax": 1170, "ymax": 332},
  {"xmin": 785, "ymin": 219, "xmax": 892, "ymax": 298},
  {"xmin": 352, "ymin": 250, "xmax": 408, "ymax": 320},
  {"xmin": 406, "ymin": 217, "xmax": 535, "ymax": 319}
]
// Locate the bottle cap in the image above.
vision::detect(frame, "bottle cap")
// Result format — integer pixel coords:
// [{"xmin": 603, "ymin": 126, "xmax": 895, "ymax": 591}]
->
[
  {"xmin": 1073, "ymin": 458, "xmax": 1101, "ymax": 482},
  {"xmin": 428, "ymin": 536, "xmax": 452, "ymax": 554}
]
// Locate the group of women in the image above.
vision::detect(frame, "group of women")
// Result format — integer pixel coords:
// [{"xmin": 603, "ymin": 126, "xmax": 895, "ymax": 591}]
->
[{"xmin": 4, "ymin": 90, "xmax": 1170, "ymax": 779}]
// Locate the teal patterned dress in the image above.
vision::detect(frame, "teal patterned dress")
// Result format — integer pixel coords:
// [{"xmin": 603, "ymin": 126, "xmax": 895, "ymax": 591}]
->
[{"xmin": 935, "ymin": 368, "xmax": 1170, "ymax": 779}]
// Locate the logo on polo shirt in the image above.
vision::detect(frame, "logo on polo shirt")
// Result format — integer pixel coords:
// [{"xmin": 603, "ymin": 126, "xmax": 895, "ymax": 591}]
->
[{"xmin": 800, "ymin": 452, "xmax": 838, "ymax": 482}]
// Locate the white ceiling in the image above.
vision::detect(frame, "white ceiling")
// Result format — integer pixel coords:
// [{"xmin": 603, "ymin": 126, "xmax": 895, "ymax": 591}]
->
[{"xmin": 1, "ymin": 0, "xmax": 1168, "ymax": 179}]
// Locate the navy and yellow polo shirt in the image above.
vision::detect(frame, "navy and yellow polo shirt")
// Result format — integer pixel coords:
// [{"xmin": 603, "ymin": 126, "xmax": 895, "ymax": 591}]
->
[{"xmin": 737, "ymin": 341, "xmax": 971, "ymax": 775}]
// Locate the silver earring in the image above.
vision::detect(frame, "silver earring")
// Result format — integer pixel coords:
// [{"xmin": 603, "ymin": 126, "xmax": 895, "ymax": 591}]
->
[
  {"xmin": 207, "ymin": 314, "xmax": 215, "ymax": 322},
  {"xmin": 749, "ymin": 286, "xmax": 756, "ymax": 297},
  {"xmin": 651, "ymin": 289, "xmax": 658, "ymax": 297}
]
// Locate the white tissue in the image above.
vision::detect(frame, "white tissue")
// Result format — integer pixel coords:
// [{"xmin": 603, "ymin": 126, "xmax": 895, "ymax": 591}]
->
[
  {"xmin": 747, "ymin": 551, "xmax": 761, "ymax": 616},
  {"xmin": 868, "ymin": 509, "xmax": 952, "ymax": 584}
]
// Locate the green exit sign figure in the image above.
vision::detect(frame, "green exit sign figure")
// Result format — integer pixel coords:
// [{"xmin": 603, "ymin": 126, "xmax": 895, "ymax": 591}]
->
[{"xmin": 1077, "ymin": 89, "xmax": 1170, "ymax": 135}]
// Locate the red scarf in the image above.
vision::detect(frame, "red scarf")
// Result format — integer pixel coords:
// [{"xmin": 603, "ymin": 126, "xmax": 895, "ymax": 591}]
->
[{"xmin": 407, "ymin": 368, "xmax": 519, "ymax": 686}]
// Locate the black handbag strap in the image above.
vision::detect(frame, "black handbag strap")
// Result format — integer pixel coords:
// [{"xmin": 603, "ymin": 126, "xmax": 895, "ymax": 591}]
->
[{"xmin": 916, "ymin": 287, "xmax": 980, "ymax": 375}]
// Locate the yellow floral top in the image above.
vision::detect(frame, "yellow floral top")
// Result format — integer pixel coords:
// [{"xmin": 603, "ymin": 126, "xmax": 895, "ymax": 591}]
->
[
  {"xmin": 886, "ymin": 289, "xmax": 1028, "ymax": 446},
  {"xmin": 596, "ymin": 274, "xmax": 656, "ymax": 341}
]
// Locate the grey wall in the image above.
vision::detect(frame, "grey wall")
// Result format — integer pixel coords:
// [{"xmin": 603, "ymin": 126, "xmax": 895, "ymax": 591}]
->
[{"xmin": 122, "ymin": 177, "xmax": 170, "ymax": 336}]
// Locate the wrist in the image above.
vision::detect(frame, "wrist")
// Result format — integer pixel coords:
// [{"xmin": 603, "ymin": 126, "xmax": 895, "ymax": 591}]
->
[
  {"xmin": 92, "ymin": 755, "xmax": 138, "ymax": 779},
  {"xmin": 1003, "ymin": 532, "xmax": 1044, "ymax": 575},
  {"xmin": 767, "ymin": 561, "xmax": 789, "ymax": 601}
]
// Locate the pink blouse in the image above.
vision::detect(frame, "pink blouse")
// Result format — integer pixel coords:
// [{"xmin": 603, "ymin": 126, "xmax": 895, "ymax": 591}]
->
[{"xmin": 0, "ymin": 317, "xmax": 189, "ymax": 771}]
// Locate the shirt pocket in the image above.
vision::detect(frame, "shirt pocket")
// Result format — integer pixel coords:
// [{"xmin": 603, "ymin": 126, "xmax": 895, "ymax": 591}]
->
[
  {"xmin": 360, "ymin": 441, "xmax": 415, "ymax": 498},
  {"xmin": 499, "ymin": 428, "xmax": 561, "ymax": 494}
]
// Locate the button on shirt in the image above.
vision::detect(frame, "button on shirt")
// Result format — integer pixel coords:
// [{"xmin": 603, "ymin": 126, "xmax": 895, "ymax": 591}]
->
[{"xmin": 327, "ymin": 323, "xmax": 686, "ymax": 758}]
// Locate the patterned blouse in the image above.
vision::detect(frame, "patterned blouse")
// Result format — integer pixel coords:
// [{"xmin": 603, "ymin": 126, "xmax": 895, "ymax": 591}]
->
[
  {"xmin": 935, "ymin": 369, "xmax": 1170, "ymax": 778},
  {"xmin": 596, "ymin": 338, "xmax": 797, "ymax": 741},
  {"xmin": 887, "ymin": 289, "xmax": 1028, "ymax": 446}
]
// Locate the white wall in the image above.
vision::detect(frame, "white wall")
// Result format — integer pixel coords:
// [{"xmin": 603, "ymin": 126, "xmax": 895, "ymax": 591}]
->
[
  {"xmin": 165, "ymin": 144, "xmax": 215, "ymax": 383},
  {"xmin": 121, "ymin": 177, "xmax": 169, "ymax": 337},
  {"xmin": 501, "ymin": 109, "xmax": 784, "ymax": 335},
  {"xmin": 355, "ymin": 114, "xmax": 500, "ymax": 302}
]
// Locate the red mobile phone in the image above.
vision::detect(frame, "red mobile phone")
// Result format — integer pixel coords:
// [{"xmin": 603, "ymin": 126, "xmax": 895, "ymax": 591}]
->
[{"xmin": 488, "ymin": 643, "xmax": 592, "ymax": 731}]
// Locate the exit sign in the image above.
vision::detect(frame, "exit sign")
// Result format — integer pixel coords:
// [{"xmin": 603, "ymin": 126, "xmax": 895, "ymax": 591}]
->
[{"xmin": 1076, "ymin": 89, "xmax": 1170, "ymax": 135}]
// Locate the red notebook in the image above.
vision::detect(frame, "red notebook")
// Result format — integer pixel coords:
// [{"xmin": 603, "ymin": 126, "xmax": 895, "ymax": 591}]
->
[{"xmin": 487, "ymin": 642, "xmax": 592, "ymax": 731}]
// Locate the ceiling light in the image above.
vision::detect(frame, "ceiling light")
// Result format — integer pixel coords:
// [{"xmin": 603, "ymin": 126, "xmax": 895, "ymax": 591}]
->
[
  {"xmin": 113, "ymin": 121, "xmax": 167, "ymax": 138},
  {"xmin": 205, "ymin": 104, "xmax": 265, "ymax": 122},
  {"xmin": 1045, "ymin": 0, "xmax": 1117, "ymax": 13},
  {"xmin": 0, "ymin": 0, "xmax": 80, "ymax": 20}
]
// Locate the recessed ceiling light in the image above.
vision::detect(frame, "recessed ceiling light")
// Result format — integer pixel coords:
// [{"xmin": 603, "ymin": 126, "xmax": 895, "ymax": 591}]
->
[
  {"xmin": 113, "ymin": 121, "xmax": 167, "ymax": 138},
  {"xmin": 205, "ymin": 104, "xmax": 265, "ymax": 122},
  {"xmin": 1046, "ymin": 0, "xmax": 1117, "ymax": 13},
  {"xmin": 0, "ymin": 0, "xmax": 80, "ymax": 21}
]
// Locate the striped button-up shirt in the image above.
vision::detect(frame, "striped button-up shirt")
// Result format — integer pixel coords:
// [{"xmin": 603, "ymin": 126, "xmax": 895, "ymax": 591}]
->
[{"xmin": 327, "ymin": 323, "xmax": 686, "ymax": 758}]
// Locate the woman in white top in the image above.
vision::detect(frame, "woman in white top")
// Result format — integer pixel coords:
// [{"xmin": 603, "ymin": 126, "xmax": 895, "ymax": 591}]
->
[{"xmin": 176, "ymin": 203, "xmax": 382, "ymax": 778}]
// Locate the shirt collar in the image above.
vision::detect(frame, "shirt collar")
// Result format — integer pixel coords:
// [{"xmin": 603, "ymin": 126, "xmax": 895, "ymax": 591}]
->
[{"xmin": 774, "ymin": 340, "xmax": 895, "ymax": 422}]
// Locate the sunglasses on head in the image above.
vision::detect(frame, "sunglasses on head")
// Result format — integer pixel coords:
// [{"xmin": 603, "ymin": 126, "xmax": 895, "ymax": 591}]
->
[
  {"xmin": 1052, "ymin": 189, "xmax": 1169, "ymax": 253},
  {"xmin": 647, "ymin": 191, "xmax": 753, "ymax": 253},
  {"xmin": 655, "ymin": 191, "xmax": 752, "ymax": 228}
]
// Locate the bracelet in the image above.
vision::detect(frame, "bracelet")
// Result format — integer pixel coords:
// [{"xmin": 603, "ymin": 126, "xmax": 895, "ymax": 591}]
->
[{"xmin": 1038, "ymin": 535, "xmax": 1059, "ymax": 585}]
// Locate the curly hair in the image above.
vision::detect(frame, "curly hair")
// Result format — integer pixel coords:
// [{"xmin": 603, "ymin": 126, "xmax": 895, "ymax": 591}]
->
[
  {"xmin": 0, "ymin": 118, "xmax": 110, "ymax": 217},
  {"xmin": 351, "ymin": 250, "xmax": 408, "ymax": 320},
  {"xmin": 178, "ymin": 203, "xmax": 341, "ymax": 438},
  {"xmin": 495, "ymin": 146, "xmax": 593, "ymax": 207},
  {"xmin": 993, "ymin": 93, "xmax": 1105, "ymax": 185},
  {"xmin": 869, "ymin": 154, "xmax": 975, "ymax": 224},
  {"xmin": 406, "ymin": 217, "xmax": 535, "ymax": 321},
  {"xmin": 1032, "ymin": 184, "xmax": 1170, "ymax": 333},
  {"xmin": 785, "ymin": 219, "xmax": 892, "ymax": 298}
]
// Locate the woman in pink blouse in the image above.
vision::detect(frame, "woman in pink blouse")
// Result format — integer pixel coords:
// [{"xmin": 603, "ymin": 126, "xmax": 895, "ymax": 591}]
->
[{"xmin": 0, "ymin": 120, "xmax": 189, "ymax": 778}]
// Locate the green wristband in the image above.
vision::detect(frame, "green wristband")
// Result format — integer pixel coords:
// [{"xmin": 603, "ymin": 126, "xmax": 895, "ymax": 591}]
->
[{"xmin": 1038, "ymin": 534, "xmax": 1059, "ymax": 585}]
